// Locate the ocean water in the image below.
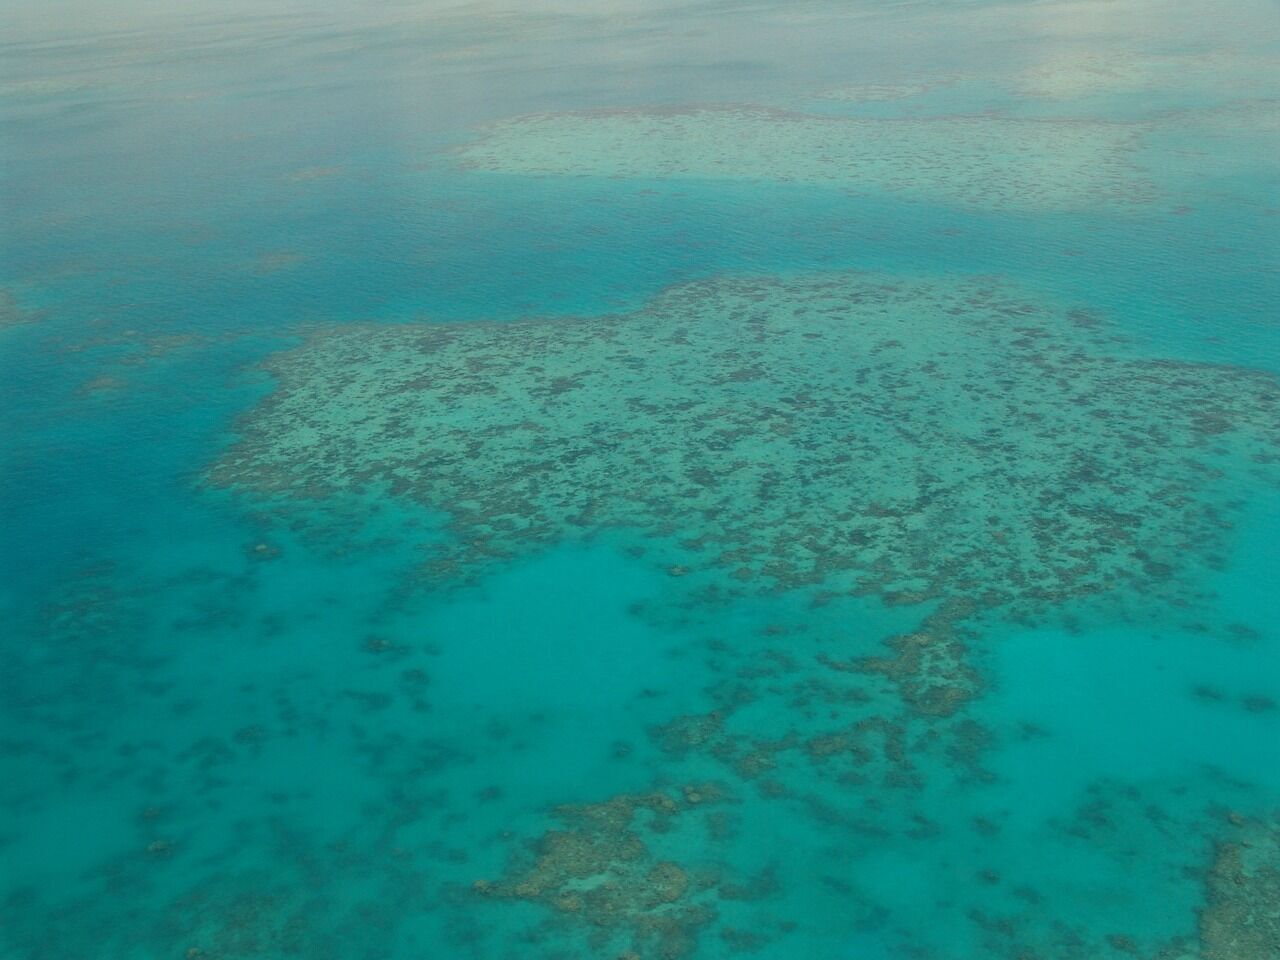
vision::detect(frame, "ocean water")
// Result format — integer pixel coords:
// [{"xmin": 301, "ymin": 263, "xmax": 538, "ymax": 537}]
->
[{"xmin": 2, "ymin": 1, "xmax": 1279, "ymax": 958}]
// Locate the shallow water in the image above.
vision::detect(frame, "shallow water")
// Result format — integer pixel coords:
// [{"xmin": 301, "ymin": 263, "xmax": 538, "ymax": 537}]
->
[{"xmin": 2, "ymin": 2, "xmax": 1279, "ymax": 958}]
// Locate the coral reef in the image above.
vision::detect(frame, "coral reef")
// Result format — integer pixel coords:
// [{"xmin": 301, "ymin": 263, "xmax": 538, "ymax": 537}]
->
[
  {"xmin": 1200, "ymin": 811, "xmax": 1280, "ymax": 960},
  {"xmin": 473, "ymin": 790, "xmax": 733, "ymax": 959},
  {"xmin": 455, "ymin": 107, "xmax": 1153, "ymax": 211},
  {"xmin": 209, "ymin": 272, "xmax": 1280, "ymax": 953},
  {"xmin": 212, "ymin": 272, "xmax": 1280, "ymax": 719}
]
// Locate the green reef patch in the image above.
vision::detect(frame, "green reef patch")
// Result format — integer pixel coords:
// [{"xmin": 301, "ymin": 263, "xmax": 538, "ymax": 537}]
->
[
  {"xmin": 1200, "ymin": 810, "xmax": 1280, "ymax": 960},
  {"xmin": 211, "ymin": 272, "xmax": 1280, "ymax": 717},
  {"xmin": 208, "ymin": 272, "xmax": 1280, "ymax": 954},
  {"xmin": 471, "ymin": 787, "xmax": 744, "ymax": 960},
  {"xmin": 454, "ymin": 107, "xmax": 1154, "ymax": 211}
]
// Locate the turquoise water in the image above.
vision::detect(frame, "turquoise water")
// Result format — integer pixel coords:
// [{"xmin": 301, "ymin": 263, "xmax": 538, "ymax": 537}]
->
[{"xmin": 2, "ymin": 2, "xmax": 1279, "ymax": 958}]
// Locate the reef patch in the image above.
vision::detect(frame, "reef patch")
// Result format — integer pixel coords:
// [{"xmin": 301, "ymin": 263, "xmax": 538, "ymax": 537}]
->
[
  {"xmin": 455, "ymin": 107, "xmax": 1154, "ymax": 211},
  {"xmin": 211, "ymin": 271, "xmax": 1280, "ymax": 681}
]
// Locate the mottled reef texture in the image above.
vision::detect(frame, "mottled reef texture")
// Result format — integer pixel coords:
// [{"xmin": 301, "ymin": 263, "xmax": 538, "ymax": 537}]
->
[
  {"xmin": 213, "ymin": 272, "xmax": 1279, "ymax": 671},
  {"xmin": 455, "ymin": 107, "xmax": 1154, "ymax": 211},
  {"xmin": 1200, "ymin": 811, "xmax": 1280, "ymax": 960},
  {"xmin": 472, "ymin": 787, "xmax": 756, "ymax": 960},
  {"xmin": 210, "ymin": 273, "xmax": 1280, "ymax": 957}
]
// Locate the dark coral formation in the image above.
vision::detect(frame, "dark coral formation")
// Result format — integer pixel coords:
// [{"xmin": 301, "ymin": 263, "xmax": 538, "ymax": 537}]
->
[
  {"xmin": 473, "ymin": 790, "xmax": 734, "ymax": 959},
  {"xmin": 1200, "ymin": 811, "xmax": 1280, "ymax": 959},
  {"xmin": 208, "ymin": 272, "xmax": 1280, "ymax": 953},
  {"xmin": 212, "ymin": 272, "xmax": 1280, "ymax": 715},
  {"xmin": 821, "ymin": 597, "xmax": 980, "ymax": 717}
]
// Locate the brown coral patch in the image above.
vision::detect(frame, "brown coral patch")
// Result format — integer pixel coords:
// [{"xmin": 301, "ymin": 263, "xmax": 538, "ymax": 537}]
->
[
  {"xmin": 1199, "ymin": 812, "xmax": 1280, "ymax": 960},
  {"xmin": 474, "ymin": 790, "xmax": 734, "ymax": 959}
]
